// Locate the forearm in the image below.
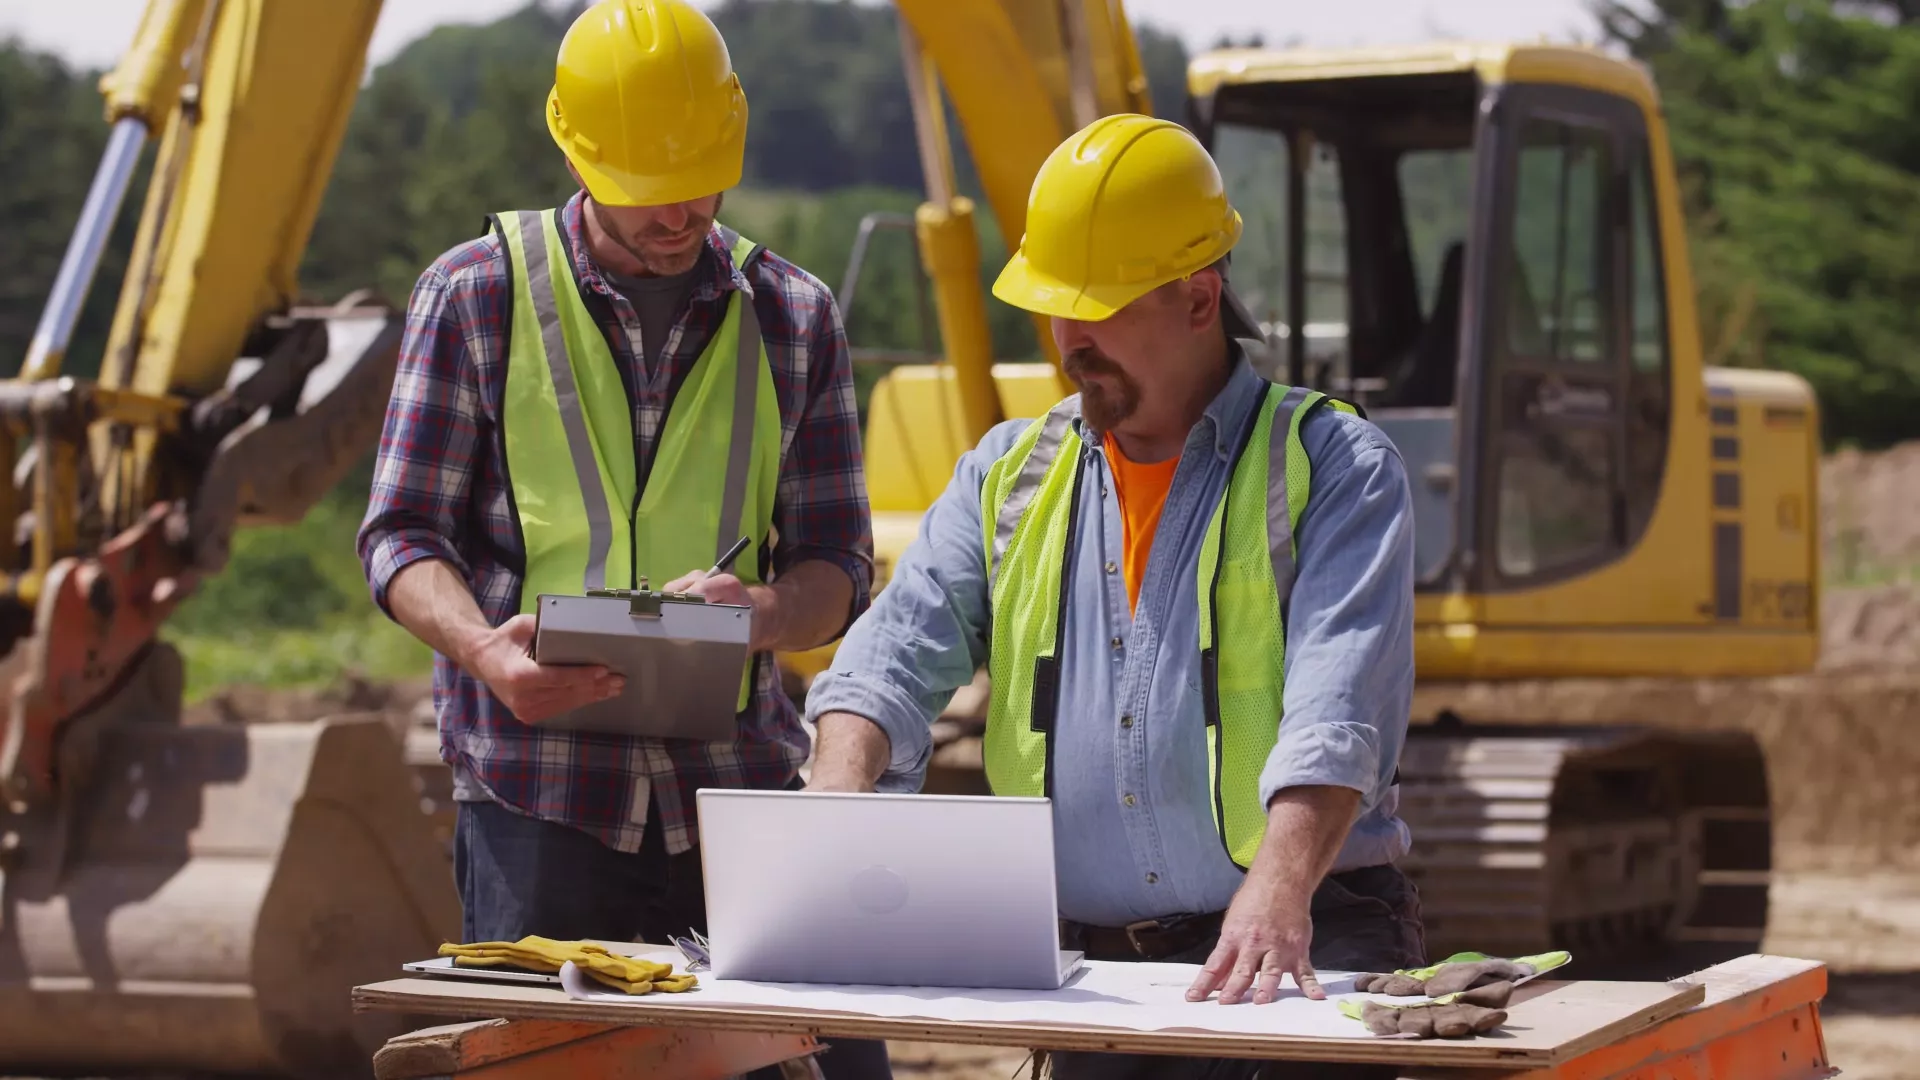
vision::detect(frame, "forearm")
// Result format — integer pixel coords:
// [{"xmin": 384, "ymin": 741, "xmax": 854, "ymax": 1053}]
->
[
  {"xmin": 1246, "ymin": 785, "xmax": 1362, "ymax": 905},
  {"xmin": 387, "ymin": 558, "xmax": 493, "ymax": 668},
  {"xmin": 807, "ymin": 711, "xmax": 893, "ymax": 790},
  {"xmin": 752, "ymin": 559, "xmax": 853, "ymax": 652}
]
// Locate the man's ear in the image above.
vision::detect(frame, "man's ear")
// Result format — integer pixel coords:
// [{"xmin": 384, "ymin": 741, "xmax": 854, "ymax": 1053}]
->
[{"xmin": 1188, "ymin": 269, "xmax": 1225, "ymax": 333}]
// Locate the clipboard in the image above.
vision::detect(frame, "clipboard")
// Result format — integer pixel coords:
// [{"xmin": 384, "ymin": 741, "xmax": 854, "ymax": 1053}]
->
[{"xmin": 529, "ymin": 587, "xmax": 752, "ymax": 741}]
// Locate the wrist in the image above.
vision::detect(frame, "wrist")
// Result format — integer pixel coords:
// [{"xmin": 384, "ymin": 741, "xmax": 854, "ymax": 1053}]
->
[
  {"xmin": 446, "ymin": 620, "xmax": 495, "ymax": 673},
  {"xmin": 748, "ymin": 582, "xmax": 786, "ymax": 649}
]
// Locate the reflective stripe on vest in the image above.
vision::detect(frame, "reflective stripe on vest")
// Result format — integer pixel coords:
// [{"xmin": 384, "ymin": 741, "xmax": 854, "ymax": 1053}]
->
[
  {"xmin": 979, "ymin": 382, "xmax": 1353, "ymax": 867},
  {"xmin": 495, "ymin": 208, "xmax": 780, "ymax": 714}
]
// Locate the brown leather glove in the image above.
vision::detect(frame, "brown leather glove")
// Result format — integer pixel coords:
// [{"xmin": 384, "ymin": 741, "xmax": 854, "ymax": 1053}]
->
[{"xmin": 1354, "ymin": 981, "xmax": 1514, "ymax": 1038}]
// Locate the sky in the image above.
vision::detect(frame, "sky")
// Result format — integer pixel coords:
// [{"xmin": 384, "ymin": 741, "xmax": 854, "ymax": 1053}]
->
[{"xmin": 1, "ymin": 0, "xmax": 1613, "ymax": 72}]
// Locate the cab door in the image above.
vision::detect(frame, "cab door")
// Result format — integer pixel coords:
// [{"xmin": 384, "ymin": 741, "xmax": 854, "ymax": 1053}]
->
[{"xmin": 1465, "ymin": 82, "xmax": 1681, "ymax": 628}]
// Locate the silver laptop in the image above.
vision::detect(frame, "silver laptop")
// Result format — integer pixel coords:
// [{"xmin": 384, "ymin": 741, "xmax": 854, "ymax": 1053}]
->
[{"xmin": 696, "ymin": 789, "xmax": 1083, "ymax": 991}]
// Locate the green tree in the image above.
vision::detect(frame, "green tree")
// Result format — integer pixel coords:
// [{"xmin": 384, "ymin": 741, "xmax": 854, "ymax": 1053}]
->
[
  {"xmin": 1595, "ymin": 0, "xmax": 1920, "ymax": 447},
  {"xmin": 0, "ymin": 41, "xmax": 146, "ymax": 380}
]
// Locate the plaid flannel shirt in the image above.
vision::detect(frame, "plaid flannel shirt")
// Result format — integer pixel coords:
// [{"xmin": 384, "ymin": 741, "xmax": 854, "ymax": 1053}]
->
[{"xmin": 357, "ymin": 190, "xmax": 874, "ymax": 856}]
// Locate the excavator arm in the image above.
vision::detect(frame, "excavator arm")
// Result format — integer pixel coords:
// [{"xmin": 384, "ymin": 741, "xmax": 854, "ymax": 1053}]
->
[
  {"xmin": 0, "ymin": 0, "xmax": 401, "ymax": 805},
  {"xmin": 886, "ymin": 0, "xmax": 1155, "ymax": 440},
  {"xmin": 0, "ymin": 4, "xmax": 457, "ymax": 1076}
]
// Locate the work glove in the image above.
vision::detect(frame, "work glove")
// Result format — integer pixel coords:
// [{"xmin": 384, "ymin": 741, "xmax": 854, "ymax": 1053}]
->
[
  {"xmin": 1351, "ymin": 950, "xmax": 1570, "ymax": 997},
  {"xmin": 1338, "ymin": 951, "xmax": 1569, "ymax": 1040},
  {"xmin": 1341, "ymin": 981, "xmax": 1514, "ymax": 1038},
  {"xmin": 438, "ymin": 935, "xmax": 699, "ymax": 994}
]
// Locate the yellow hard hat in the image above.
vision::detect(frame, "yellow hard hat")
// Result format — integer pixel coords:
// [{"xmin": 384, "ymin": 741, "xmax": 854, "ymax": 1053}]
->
[
  {"xmin": 993, "ymin": 114, "xmax": 1243, "ymax": 323},
  {"xmin": 546, "ymin": 0, "xmax": 748, "ymax": 207}
]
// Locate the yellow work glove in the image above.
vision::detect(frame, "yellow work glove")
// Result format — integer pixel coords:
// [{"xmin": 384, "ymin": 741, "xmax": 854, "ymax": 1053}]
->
[{"xmin": 437, "ymin": 936, "xmax": 698, "ymax": 995}]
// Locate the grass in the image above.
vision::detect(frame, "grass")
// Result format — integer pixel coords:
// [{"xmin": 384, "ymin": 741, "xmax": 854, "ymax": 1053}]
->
[
  {"xmin": 160, "ymin": 476, "xmax": 435, "ymax": 702},
  {"xmin": 168, "ymin": 617, "xmax": 432, "ymax": 703}
]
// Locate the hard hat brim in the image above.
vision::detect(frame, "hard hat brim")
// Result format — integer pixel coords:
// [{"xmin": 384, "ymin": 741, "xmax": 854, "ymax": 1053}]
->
[
  {"xmin": 992, "ymin": 248, "xmax": 1149, "ymax": 323},
  {"xmin": 546, "ymin": 86, "xmax": 745, "ymax": 207},
  {"xmin": 994, "ymin": 246, "xmax": 1263, "ymax": 340}
]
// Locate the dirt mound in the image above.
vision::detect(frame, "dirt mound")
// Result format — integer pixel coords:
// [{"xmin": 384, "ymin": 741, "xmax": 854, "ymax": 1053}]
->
[
  {"xmin": 1823, "ymin": 584, "xmax": 1920, "ymax": 670},
  {"xmin": 1823, "ymin": 442, "xmax": 1920, "ymax": 579},
  {"xmin": 182, "ymin": 674, "xmax": 431, "ymax": 726}
]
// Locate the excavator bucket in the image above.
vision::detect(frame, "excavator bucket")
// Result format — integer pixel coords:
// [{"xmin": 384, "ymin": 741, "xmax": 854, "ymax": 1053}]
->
[{"xmin": 0, "ymin": 645, "xmax": 461, "ymax": 1079}]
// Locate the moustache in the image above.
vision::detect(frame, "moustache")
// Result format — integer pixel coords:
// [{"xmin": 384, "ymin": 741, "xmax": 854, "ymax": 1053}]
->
[{"xmin": 1064, "ymin": 348, "xmax": 1123, "ymax": 379}]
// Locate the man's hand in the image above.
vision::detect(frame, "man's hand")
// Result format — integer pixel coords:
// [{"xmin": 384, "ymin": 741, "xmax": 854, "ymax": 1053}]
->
[
  {"xmin": 465, "ymin": 614, "xmax": 624, "ymax": 725},
  {"xmin": 1186, "ymin": 784, "xmax": 1361, "ymax": 1005},
  {"xmin": 1187, "ymin": 876, "xmax": 1321, "ymax": 1005},
  {"xmin": 661, "ymin": 569, "xmax": 784, "ymax": 652}
]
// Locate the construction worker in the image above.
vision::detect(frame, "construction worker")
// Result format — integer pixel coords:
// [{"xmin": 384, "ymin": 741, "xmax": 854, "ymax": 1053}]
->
[
  {"xmin": 804, "ymin": 114, "xmax": 1423, "ymax": 1079},
  {"xmin": 357, "ymin": 3, "xmax": 889, "ymax": 1075}
]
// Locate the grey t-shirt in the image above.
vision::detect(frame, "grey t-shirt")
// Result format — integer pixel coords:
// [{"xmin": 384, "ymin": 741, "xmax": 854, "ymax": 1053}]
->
[{"xmin": 603, "ymin": 263, "xmax": 700, "ymax": 373}]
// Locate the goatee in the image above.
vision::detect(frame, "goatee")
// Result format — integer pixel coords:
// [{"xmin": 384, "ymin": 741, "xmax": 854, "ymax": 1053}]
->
[{"xmin": 1064, "ymin": 346, "xmax": 1140, "ymax": 432}]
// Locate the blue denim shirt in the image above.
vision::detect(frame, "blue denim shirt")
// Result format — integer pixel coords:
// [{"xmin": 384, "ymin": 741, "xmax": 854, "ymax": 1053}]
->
[{"xmin": 805, "ymin": 354, "xmax": 1415, "ymax": 926}]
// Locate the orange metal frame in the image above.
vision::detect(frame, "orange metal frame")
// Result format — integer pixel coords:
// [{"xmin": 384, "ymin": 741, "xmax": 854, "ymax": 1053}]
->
[{"xmin": 367, "ymin": 958, "xmax": 1835, "ymax": 1080}]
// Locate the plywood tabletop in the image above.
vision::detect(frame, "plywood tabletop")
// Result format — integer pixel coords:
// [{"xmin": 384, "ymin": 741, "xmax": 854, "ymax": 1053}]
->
[{"xmin": 352, "ymin": 973, "xmax": 1707, "ymax": 1070}]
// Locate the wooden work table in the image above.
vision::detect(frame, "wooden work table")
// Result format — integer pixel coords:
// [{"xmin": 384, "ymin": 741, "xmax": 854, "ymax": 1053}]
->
[{"xmin": 351, "ymin": 954, "xmax": 1834, "ymax": 1079}]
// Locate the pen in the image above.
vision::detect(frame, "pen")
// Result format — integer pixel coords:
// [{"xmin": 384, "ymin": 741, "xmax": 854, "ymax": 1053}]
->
[{"xmin": 708, "ymin": 534, "xmax": 751, "ymax": 577}]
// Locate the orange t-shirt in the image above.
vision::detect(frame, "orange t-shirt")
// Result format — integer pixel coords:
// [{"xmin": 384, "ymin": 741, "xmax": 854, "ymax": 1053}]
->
[{"xmin": 1103, "ymin": 433, "xmax": 1181, "ymax": 614}]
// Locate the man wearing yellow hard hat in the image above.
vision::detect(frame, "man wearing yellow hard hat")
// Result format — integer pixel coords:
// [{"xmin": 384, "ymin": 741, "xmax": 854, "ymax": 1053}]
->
[
  {"xmin": 360, "ymin": 4, "xmax": 888, "ymax": 1074},
  {"xmin": 805, "ymin": 114, "xmax": 1421, "ymax": 1078}
]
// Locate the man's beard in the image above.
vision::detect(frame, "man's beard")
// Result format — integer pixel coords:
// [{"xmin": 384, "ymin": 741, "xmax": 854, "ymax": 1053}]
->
[
  {"xmin": 1064, "ymin": 346, "xmax": 1141, "ymax": 432},
  {"xmin": 593, "ymin": 193, "xmax": 723, "ymax": 276}
]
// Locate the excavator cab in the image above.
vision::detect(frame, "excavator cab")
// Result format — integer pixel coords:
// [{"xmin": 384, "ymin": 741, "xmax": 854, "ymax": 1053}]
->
[{"xmin": 1186, "ymin": 44, "xmax": 1822, "ymax": 965}]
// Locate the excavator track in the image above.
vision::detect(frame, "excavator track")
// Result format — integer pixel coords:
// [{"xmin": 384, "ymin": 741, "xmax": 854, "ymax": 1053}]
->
[{"xmin": 1397, "ymin": 717, "xmax": 1773, "ymax": 971}]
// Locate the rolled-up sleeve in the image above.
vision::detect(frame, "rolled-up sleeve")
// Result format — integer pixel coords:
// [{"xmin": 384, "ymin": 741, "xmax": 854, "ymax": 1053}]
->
[
  {"xmin": 356, "ymin": 265, "xmax": 484, "ymax": 617},
  {"xmin": 1259, "ymin": 412, "xmax": 1416, "ymax": 813},
  {"xmin": 804, "ymin": 418, "xmax": 1031, "ymax": 791}
]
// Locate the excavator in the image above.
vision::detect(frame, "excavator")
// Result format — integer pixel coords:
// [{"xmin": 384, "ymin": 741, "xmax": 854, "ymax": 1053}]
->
[{"xmin": 0, "ymin": 0, "xmax": 1816, "ymax": 1077}]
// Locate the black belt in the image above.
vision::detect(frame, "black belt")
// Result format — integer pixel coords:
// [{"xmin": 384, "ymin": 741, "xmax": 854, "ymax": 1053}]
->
[{"xmin": 1062, "ymin": 910, "xmax": 1225, "ymax": 962}]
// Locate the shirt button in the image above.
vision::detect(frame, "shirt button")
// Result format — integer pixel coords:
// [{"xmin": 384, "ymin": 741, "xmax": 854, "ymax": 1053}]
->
[
  {"xmin": 1146, "ymin": 872, "xmax": 1159, "ymax": 884},
  {"xmin": 1105, "ymin": 561, "xmax": 1118, "ymax": 574},
  {"xmin": 1121, "ymin": 715, "xmax": 1134, "ymax": 728},
  {"xmin": 1110, "ymin": 636, "xmax": 1123, "ymax": 650},
  {"xmin": 1123, "ymin": 793, "xmax": 1136, "ymax": 807}
]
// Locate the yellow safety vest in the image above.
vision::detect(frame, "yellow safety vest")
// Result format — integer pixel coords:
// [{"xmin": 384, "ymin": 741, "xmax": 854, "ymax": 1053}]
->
[
  {"xmin": 493, "ymin": 208, "xmax": 780, "ymax": 713},
  {"xmin": 977, "ymin": 383, "xmax": 1353, "ymax": 867}
]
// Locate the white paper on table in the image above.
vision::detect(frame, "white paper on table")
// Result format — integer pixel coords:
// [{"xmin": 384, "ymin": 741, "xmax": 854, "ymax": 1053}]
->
[{"xmin": 555, "ymin": 948, "xmax": 1394, "ymax": 1040}]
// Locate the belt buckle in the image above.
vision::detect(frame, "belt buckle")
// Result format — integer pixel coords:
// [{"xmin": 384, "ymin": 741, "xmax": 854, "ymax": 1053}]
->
[{"xmin": 1123, "ymin": 918, "xmax": 1166, "ymax": 957}]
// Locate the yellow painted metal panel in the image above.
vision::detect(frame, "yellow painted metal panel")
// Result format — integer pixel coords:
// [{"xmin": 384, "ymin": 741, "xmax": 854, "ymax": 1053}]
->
[
  {"xmin": 1415, "ymin": 624, "xmax": 1818, "ymax": 680},
  {"xmin": 863, "ymin": 363, "xmax": 1063, "ymax": 513}
]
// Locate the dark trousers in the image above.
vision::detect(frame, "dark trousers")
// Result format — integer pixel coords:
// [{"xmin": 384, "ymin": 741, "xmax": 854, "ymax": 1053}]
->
[
  {"xmin": 1043, "ymin": 864, "xmax": 1429, "ymax": 1080},
  {"xmin": 454, "ymin": 797, "xmax": 895, "ymax": 1080}
]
